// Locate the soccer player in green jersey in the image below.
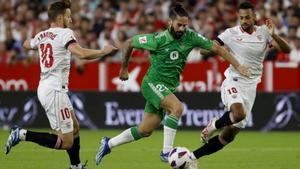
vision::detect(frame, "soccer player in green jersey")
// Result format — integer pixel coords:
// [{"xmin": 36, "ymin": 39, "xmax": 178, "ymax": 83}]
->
[{"xmin": 95, "ymin": 3, "xmax": 250, "ymax": 167}]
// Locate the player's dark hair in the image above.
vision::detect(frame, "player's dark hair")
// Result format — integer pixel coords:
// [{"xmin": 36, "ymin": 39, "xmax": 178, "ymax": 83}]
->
[
  {"xmin": 238, "ymin": 1, "xmax": 255, "ymax": 11},
  {"xmin": 169, "ymin": 3, "xmax": 189, "ymax": 20},
  {"xmin": 48, "ymin": 0, "xmax": 71, "ymax": 22}
]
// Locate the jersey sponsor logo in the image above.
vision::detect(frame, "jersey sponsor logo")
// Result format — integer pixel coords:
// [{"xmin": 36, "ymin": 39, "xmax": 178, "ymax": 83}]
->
[
  {"xmin": 0, "ymin": 79, "xmax": 28, "ymax": 91},
  {"xmin": 138, "ymin": 36, "xmax": 148, "ymax": 44}
]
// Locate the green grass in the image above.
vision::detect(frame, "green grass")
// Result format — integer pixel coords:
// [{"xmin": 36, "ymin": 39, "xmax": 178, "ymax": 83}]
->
[{"xmin": 0, "ymin": 129, "xmax": 300, "ymax": 169}]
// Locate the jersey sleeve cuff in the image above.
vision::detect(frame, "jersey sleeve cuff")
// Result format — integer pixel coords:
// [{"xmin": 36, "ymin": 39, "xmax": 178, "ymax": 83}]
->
[
  {"xmin": 215, "ymin": 37, "xmax": 224, "ymax": 46},
  {"xmin": 65, "ymin": 39, "xmax": 77, "ymax": 49}
]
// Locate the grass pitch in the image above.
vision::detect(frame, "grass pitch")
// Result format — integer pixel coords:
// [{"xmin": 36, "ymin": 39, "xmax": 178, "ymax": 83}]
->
[{"xmin": 0, "ymin": 129, "xmax": 299, "ymax": 169}]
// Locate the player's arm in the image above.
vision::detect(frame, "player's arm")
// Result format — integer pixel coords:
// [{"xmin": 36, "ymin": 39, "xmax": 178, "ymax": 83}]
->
[
  {"xmin": 211, "ymin": 42, "xmax": 251, "ymax": 77},
  {"xmin": 68, "ymin": 43, "xmax": 117, "ymax": 60},
  {"xmin": 199, "ymin": 39, "xmax": 222, "ymax": 56},
  {"xmin": 119, "ymin": 33, "xmax": 157, "ymax": 81},
  {"xmin": 266, "ymin": 19, "xmax": 291, "ymax": 53},
  {"xmin": 119, "ymin": 38, "xmax": 134, "ymax": 81}
]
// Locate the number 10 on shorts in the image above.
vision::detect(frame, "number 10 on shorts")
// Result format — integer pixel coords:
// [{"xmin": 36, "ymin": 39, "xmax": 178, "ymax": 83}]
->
[{"xmin": 61, "ymin": 108, "xmax": 71, "ymax": 120}]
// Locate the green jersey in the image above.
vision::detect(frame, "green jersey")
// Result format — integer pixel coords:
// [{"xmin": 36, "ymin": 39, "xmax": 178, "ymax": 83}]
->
[{"xmin": 133, "ymin": 29, "xmax": 213, "ymax": 92}]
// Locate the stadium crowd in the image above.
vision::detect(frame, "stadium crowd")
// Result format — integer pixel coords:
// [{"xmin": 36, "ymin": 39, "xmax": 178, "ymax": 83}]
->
[{"xmin": 0, "ymin": 0, "xmax": 299, "ymax": 67}]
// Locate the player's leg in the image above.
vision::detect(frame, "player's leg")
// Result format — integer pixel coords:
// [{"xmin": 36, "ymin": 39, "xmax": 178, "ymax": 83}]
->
[
  {"xmin": 67, "ymin": 110, "xmax": 87, "ymax": 169},
  {"xmin": 138, "ymin": 76, "xmax": 182, "ymax": 161},
  {"xmin": 95, "ymin": 107, "xmax": 162, "ymax": 165},
  {"xmin": 201, "ymin": 78, "xmax": 245, "ymax": 142},
  {"xmin": 5, "ymin": 126, "xmax": 74, "ymax": 154},
  {"xmin": 191, "ymin": 82, "xmax": 256, "ymax": 162},
  {"xmin": 5, "ymin": 91, "xmax": 74, "ymax": 154},
  {"xmin": 191, "ymin": 125, "xmax": 240, "ymax": 160},
  {"xmin": 160, "ymin": 93, "xmax": 183, "ymax": 161},
  {"xmin": 205, "ymin": 80, "xmax": 256, "ymax": 134}
]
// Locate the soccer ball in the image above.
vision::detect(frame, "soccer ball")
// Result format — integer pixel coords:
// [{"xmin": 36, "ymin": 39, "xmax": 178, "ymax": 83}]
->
[{"xmin": 168, "ymin": 147, "xmax": 192, "ymax": 169}]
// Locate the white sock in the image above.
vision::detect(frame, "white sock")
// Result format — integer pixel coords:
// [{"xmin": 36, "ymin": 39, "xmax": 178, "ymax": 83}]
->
[
  {"xmin": 108, "ymin": 128, "xmax": 134, "ymax": 149},
  {"xmin": 70, "ymin": 164, "xmax": 82, "ymax": 169},
  {"xmin": 19, "ymin": 129, "xmax": 27, "ymax": 141},
  {"xmin": 163, "ymin": 126, "xmax": 177, "ymax": 153}
]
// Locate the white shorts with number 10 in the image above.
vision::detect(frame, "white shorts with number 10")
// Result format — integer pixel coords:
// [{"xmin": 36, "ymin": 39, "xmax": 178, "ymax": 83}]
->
[
  {"xmin": 221, "ymin": 78, "xmax": 257, "ymax": 128},
  {"xmin": 37, "ymin": 85, "xmax": 74, "ymax": 134}
]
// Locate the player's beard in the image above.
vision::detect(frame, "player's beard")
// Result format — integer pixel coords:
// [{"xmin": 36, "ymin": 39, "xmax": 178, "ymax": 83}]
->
[
  {"xmin": 241, "ymin": 23, "xmax": 254, "ymax": 33},
  {"xmin": 170, "ymin": 26, "xmax": 185, "ymax": 39}
]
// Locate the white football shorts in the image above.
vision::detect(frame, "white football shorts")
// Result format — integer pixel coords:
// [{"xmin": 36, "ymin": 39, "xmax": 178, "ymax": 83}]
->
[
  {"xmin": 37, "ymin": 85, "xmax": 74, "ymax": 134},
  {"xmin": 220, "ymin": 78, "xmax": 257, "ymax": 128}
]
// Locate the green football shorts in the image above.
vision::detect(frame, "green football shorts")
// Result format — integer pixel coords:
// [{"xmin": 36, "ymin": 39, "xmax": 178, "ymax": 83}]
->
[{"xmin": 141, "ymin": 76, "xmax": 172, "ymax": 119}]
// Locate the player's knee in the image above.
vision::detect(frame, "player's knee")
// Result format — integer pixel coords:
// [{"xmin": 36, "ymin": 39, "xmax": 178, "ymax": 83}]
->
[
  {"xmin": 62, "ymin": 139, "xmax": 74, "ymax": 149},
  {"xmin": 169, "ymin": 103, "xmax": 183, "ymax": 118},
  {"xmin": 73, "ymin": 126, "xmax": 80, "ymax": 137},
  {"xmin": 231, "ymin": 106, "xmax": 246, "ymax": 122},
  {"xmin": 233, "ymin": 110, "xmax": 246, "ymax": 122}
]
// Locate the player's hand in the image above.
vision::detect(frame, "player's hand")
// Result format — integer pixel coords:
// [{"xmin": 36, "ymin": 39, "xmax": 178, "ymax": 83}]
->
[
  {"xmin": 265, "ymin": 19, "xmax": 275, "ymax": 36},
  {"xmin": 236, "ymin": 65, "xmax": 251, "ymax": 78},
  {"xmin": 103, "ymin": 44, "xmax": 118, "ymax": 55},
  {"xmin": 119, "ymin": 67, "xmax": 129, "ymax": 81}
]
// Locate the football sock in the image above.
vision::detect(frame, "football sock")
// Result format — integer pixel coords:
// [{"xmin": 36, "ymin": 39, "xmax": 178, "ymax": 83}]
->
[
  {"xmin": 130, "ymin": 126, "xmax": 142, "ymax": 140},
  {"xmin": 163, "ymin": 115, "xmax": 178, "ymax": 153},
  {"xmin": 192, "ymin": 135, "xmax": 224, "ymax": 159},
  {"xmin": 70, "ymin": 164, "xmax": 82, "ymax": 169},
  {"xmin": 215, "ymin": 111, "xmax": 234, "ymax": 129},
  {"xmin": 108, "ymin": 127, "xmax": 140, "ymax": 149},
  {"xmin": 67, "ymin": 136, "xmax": 80, "ymax": 165},
  {"xmin": 25, "ymin": 130, "xmax": 62, "ymax": 149},
  {"xmin": 19, "ymin": 129, "xmax": 27, "ymax": 141}
]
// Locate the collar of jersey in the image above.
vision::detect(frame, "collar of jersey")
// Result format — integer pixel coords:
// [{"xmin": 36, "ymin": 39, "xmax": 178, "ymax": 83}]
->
[{"xmin": 165, "ymin": 29, "xmax": 175, "ymax": 42}]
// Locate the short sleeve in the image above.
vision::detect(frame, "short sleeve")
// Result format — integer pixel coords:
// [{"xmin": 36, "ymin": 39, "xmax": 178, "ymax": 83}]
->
[
  {"xmin": 30, "ymin": 34, "xmax": 40, "ymax": 49},
  {"xmin": 190, "ymin": 31, "xmax": 213, "ymax": 50},
  {"xmin": 217, "ymin": 29, "xmax": 231, "ymax": 45},
  {"xmin": 62, "ymin": 29, "xmax": 77, "ymax": 49},
  {"xmin": 132, "ymin": 34, "xmax": 157, "ymax": 51}
]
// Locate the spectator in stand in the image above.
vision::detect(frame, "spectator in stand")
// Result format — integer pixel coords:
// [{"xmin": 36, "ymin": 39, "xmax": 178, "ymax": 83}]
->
[
  {"xmin": 0, "ymin": 0, "xmax": 299, "ymax": 65},
  {"xmin": 92, "ymin": 5, "xmax": 105, "ymax": 37},
  {"xmin": 112, "ymin": 30, "xmax": 128, "ymax": 62},
  {"xmin": 0, "ymin": 41, "xmax": 10, "ymax": 64},
  {"xmin": 97, "ymin": 17, "xmax": 116, "ymax": 62},
  {"xmin": 289, "ymin": 36, "xmax": 300, "ymax": 62}
]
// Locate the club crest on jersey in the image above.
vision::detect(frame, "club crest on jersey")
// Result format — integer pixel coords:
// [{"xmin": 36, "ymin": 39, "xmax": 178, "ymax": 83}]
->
[{"xmin": 139, "ymin": 36, "xmax": 147, "ymax": 44}]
